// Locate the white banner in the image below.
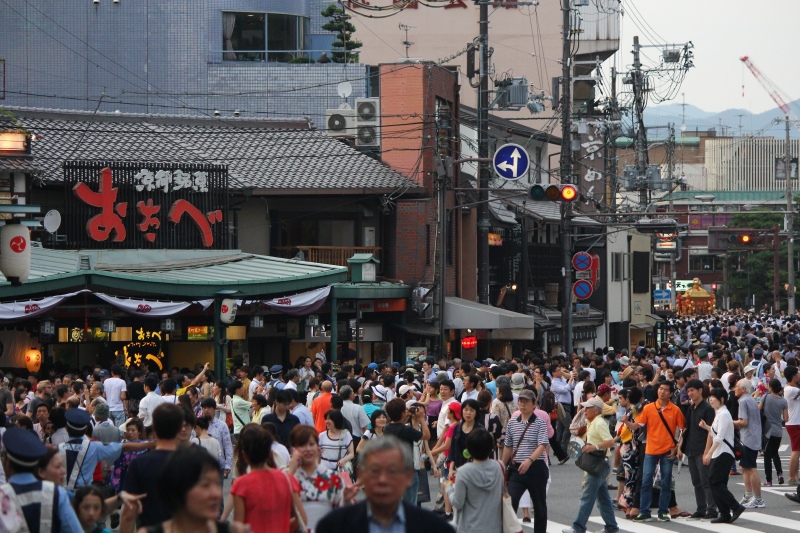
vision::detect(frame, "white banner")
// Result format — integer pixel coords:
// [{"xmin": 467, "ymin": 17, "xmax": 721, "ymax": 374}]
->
[
  {"xmin": 94, "ymin": 293, "xmax": 194, "ymax": 317},
  {"xmin": 260, "ymin": 286, "xmax": 332, "ymax": 316},
  {"xmin": 0, "ymin": 290, "xmax": 84, "ymax": 320}
]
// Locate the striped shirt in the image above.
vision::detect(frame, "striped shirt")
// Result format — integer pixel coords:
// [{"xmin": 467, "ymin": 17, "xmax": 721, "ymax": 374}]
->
[{"xmin": 504, "ymin": 415, "xmax": 549, "ymax": 463}]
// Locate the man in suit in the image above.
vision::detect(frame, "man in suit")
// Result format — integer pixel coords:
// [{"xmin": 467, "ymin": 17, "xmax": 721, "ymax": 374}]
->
[{"xmin": 317, "ymin": 435, "xmax": 453, "ymax": 533}]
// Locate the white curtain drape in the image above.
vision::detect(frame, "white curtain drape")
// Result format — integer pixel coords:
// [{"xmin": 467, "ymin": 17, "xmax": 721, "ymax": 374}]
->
[{"xmin": 223, "ymin": 13, "xmax": 237, "ymax": 60}]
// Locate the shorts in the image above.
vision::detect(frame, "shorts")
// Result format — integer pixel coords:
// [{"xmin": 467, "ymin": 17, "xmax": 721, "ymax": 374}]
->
[
  {"xmin": 788, "ymin": 425, "xmax": 800, "ymax": 451},
  {"xmin": 739, "ymin": 446, "xmax": 759, "ymax": 469}
]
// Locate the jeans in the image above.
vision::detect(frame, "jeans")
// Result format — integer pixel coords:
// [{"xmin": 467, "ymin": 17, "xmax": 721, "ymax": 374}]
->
[
  {"xmin": 403, "ymin": 470, "xmax": 419, "ymax": 506},
  {"xmin": 639, "ymin": 452, "xmax": 673, "ymax": 515},
  {"xmin": 687, "ymin": 454, "xmax": 716, "ymax": 514},
  {"xmin": 556, "ymin": 403, "xmax": 574, "ymax": 451},
  {"xmin": 508, "ymin": 459, "xmax": 548, "ymax": 533},
  {"xmin": 572, "ymin": 461, "xmax": 618, "ymax": 533},
  {"xmin": 109, "ymin": 410, "xmax": 126, "ymax": 428},
  {"xmin": 764, "ymin": 435, "xmax": 783, "ymax": 482}
]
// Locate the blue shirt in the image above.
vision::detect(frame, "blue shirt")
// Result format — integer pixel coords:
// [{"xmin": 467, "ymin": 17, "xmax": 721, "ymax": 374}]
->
[
  {"xmin": 9, "ymin": 473, "xmax": 83, "ymax": 533},
  {"xmin": 485, "ymin": 380, "xmax": 497, "ymax": 398},
  {"xmin": 368, "ymin": 500, "xmax": 406, "ymax": 533},
  {"xmin": 61, "ymin": 436, "xmax": 123, "ymax": 488},
  {"xmin": 291, "ymin": 403, "xmax": 314, "ymax": 427}
]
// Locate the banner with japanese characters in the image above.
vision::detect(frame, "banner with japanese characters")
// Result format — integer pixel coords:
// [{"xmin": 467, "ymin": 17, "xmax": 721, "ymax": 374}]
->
[{"xmin": 63, "ymin": 161, "xmax": 229, "ymax": 249}]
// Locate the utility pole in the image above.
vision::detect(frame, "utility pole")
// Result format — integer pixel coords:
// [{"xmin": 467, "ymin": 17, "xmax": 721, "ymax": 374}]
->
[
  {"xmin": 775, "ymin": 224, "xmax": 781, "ymax": 312},
  {"xmin": 667, "ymin": 123, "xmax": 677, "ymax": 310},
  {"xmin": 560, "ymin": 0, "xmax": 573, "ymax": 355},
  {"xmin": 609, "ymin": 67, "xmax": 619, "ymax": 212},
  {"xmin": 632, "ymin": 36, "xmax": 649, "ymax": 208},
  {"xmin": 477, "ymin": 0, "xmax": 491, "ymax": 306},
  {"xmin": 786, "ymin": 116, "xmax": 796, "ymax": 314}
]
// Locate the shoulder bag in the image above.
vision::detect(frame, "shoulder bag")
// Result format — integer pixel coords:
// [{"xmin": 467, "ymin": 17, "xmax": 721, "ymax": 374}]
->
[
  {"xmin": 505, "ymin": 418, "xmax": 532, "ymax": 479},
  {"xmin": 497, "ymin": 461, "xmax": 523, "ymax": 533},
  {"xmin": 575, "ymin": 447, "xmax": 607, "ymax": 476},
  {"xmin": 655, "ymin": 405, "xmax": 678, "ymax": 445}
]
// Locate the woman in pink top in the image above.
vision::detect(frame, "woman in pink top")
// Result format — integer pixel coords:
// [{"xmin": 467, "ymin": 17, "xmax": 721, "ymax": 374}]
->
[{"xmin": 231, "ymin": 424, "xmax": 307, "ymax": 533}]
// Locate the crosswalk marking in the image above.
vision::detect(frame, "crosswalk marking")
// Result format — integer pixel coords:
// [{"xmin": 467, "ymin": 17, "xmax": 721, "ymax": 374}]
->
[
  {"xmin": 735, "ymin": 482, "xmax": 797, "ymax": 496},
  {"xmin": 780, "ymin": 445, "xmax": 789, "ymax": 452},
  {"xmin": 522, "ymin": 519, "xmax": 571, "ymax": 532},
  {"xmin": 588, "ymin": 516, "xmax": 670, "ymax": 533},
  {"xmin": 737, "ymin": 512, "xmax": 800, "ymax": 530}
]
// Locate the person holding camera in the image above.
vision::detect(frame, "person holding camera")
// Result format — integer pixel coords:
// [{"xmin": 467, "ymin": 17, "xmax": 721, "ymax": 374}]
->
[{"xmin": 383, "ymin": 398, "xmax": 430, "ymax": 506}]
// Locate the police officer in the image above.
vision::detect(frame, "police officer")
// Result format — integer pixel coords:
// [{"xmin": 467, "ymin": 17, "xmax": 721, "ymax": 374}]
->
[
  {"xmin": 2, "ymin": 426, "xmax": 83, "ymax": 532},
  {"xmin": 268, "ymin": 365, "xmax": 285, "ymax": 390},
  {"xmin": 59, "ymin": 409, "xmax": 153, "ymax": 491}
]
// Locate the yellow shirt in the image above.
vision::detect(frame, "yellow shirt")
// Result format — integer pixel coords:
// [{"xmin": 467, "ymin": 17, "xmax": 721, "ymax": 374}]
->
[{"xmin": 585, "ymin": 414, "xmax": 612, "ymax": 457}]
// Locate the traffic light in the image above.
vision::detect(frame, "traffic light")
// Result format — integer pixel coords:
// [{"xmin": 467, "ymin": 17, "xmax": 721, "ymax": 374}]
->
[
  {"xmin": 529, "ymin": 183, "xmax": 578, "ymax": 202},
  {"xmin": 728, "ymin": 234, "xmax": 753, "ymax": 245}
]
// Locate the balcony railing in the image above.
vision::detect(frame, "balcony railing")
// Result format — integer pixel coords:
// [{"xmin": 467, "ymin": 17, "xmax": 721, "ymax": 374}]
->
[{"xmin": 273, "ymin": 246, "xmax": 382, "ymax": 267}]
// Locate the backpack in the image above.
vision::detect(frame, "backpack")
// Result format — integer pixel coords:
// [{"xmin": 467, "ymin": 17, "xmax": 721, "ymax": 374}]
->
[{"xmin": 539, "ymin": 390, "xmax": 556, "ymax": 414}]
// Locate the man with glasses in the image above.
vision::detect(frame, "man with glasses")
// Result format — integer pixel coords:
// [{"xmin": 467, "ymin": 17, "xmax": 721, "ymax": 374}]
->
[{"xmin": 317, "ymin": 435, "xmax": 453, "ymax": 532}]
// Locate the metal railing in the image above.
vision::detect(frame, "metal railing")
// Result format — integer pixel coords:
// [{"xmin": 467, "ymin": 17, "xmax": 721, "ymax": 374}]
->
[
  {"xmin": 273, "ymin": 246, "xmax": 381, "ymax": 267},
  {"xmin": 215, "ymin": 49, "xmax": 339, "ymax": 63}
]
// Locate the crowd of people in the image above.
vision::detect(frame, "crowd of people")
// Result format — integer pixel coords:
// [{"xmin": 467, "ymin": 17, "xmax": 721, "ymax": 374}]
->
[{"xmin": 1, "ymin": 310, "xmax": 800, "ymax": 532}]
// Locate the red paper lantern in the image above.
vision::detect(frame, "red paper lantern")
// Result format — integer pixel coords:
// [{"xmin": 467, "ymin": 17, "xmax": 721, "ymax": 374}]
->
[{"xmin": 461, "ymin": 336, "xmax": 477, "ymax": 350}]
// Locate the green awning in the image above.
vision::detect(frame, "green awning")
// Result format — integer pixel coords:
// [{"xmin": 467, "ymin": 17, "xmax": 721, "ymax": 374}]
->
[{"xmin": 1, "ymin": 245, "xmax": 348, "ymax": 300}]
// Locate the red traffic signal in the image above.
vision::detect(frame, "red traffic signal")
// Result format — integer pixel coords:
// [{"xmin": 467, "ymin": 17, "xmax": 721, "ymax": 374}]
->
[{"xmin": 529, "ymin": 184, "xmax": 578, "ymax": 202}]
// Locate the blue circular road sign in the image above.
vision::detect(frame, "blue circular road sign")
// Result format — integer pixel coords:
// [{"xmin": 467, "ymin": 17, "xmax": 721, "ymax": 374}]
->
[
  {"xmin": 572, "ymin": 252, "xmax": 592, "ymax": 271},
  {"xmin": 573, "ymin": 280, "xmax": 593, "ymax": 300},
  {"xmin": 493, "ymin": 143, "xmax": 530, "ymax": 180}
]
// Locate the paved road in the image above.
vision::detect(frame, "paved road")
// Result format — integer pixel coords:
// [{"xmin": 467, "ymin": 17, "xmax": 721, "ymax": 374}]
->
[{"xmin": 415, "ymin": 436, "xmax": 800, "ymax": 533}]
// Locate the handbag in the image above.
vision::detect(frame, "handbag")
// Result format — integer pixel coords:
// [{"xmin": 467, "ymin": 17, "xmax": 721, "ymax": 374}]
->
[
  {"xmin": 416, "ymin": 468, "xmax": 431, "ymax": 503},
  {"xmin": 283, "ymin": 471, "xmax": 306, "ymax": 533},
  {"xmin": 497, "ymin": 461, "xmax": 523, "ymax": 533},
  {"xmin": 575, "ymin": 448, "xmax": 607, "ymax": 476},
  {"xmin": 722, "ymin": 435, "xmax": 744, "ymax": 460}
]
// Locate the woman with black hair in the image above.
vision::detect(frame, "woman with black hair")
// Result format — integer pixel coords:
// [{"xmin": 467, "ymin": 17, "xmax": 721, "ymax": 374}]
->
[
  {"xmin": 146, "ymin": 445, "xmax": 249, "ymax": 532},
  {"xmin": 318, "ymin": 410, "xmax": 355, "ymax": 472}
]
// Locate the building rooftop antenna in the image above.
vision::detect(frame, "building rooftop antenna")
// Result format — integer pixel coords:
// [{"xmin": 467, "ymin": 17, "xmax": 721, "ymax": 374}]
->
[{"xmin": 399, "ymin": 24, "xmax": 415, "ymax": 59}]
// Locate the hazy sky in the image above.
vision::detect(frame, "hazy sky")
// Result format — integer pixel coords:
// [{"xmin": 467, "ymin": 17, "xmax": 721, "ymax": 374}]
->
[{"xmin": 617, "ymin": 0, "xmax": 800, "ymax": 114}]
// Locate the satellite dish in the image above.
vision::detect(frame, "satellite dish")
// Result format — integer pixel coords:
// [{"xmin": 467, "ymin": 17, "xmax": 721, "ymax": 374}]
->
[
  {"xmin": 43, "ymin": 210, "xmax": 62, "ymax": 234},
  {"xmin": 337, "ymin": 81, "xmax": 353, "ymax": 99}
]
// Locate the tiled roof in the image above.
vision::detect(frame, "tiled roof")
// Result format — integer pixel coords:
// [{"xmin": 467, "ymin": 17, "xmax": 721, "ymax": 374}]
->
[
  {"xmin": 0, "ymin": 157, "xmax": 39, "ymax": 172},
  {"xmin": 2, "ymin": 108, "xmax": 424, "ymax": 193}
]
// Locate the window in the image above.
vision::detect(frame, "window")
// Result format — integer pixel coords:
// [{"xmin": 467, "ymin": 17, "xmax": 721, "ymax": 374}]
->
[
  {"xmin": 222, "ymin": 12, "xmax": 309, "ymax": 62},
  {"xmin": 689, "ymin": 254, "xmax": 721, "ymax": 272},
  {"xmin": 612, "ymin": 252, "xmax": 631, "ymax": 281}
]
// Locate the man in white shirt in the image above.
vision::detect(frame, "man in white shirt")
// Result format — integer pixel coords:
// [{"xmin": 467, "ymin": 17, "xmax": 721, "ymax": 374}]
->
[
  {"xmin": 248, "ymin": 366, "xmax": 266, "ymax": 399},
  {"xmin": 103, "ymin": 365, "xmax": 128, "ymax": 427},
  {"xmin": 436, "ymin": 380, "xmax": 457, "ymax": 438},
  {"xmin": 137, "ymin": 377, "xmax": 165, "ymax": 433},
  {"xmin": 283, "ymin": 369, "xmax": 300, "ymax": 391},
  {"xmin": 696, "ymin": 349, "xmax": 713, "ymax": 381},
  {"xmin": 339, "ymin": 386, "xmax": 370, "ymax": 447},
  {"xmin": 459, "ymin": 374, "xmax": 480, "ymax": 402},
  {"xmin": 784, "ymin": 367, "xmax": 800, "ymax": 485}
]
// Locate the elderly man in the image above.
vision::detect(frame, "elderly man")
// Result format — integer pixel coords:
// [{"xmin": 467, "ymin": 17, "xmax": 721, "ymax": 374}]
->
[
  {"xmin": 317, "ymin": 435, "xmax": 452, "ymax": 532},
  {"xmin": 562, "ymin": 397, "xmax": 617, "ymax": 533}
]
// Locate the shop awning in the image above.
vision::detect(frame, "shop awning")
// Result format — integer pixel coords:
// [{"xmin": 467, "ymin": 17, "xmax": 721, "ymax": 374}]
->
[
  {"xmin": 630, "ymin": 323, "xmax": 654, "ymax": 330},
  {"xmin": 444, "ymin": 297, "xmax": 536, "ymax": 331},
  {"xmin": 394, "ymin": 322, "xmax": 440, "ymax": 337},
  {"xmin": 0, "ymin": 244, "xmax": 348, "ymax": 300}
]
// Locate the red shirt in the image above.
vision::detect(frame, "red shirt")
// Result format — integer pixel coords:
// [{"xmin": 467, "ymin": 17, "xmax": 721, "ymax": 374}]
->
[{"xmin": 231, "ymin": 469, "xmax": 300, "ymax": 533}]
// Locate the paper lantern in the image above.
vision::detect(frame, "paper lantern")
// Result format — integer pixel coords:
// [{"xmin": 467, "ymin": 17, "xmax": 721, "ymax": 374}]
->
[
  {"xmin": 0, "ymin": 223, "xmax": 31, "ymax": 285},
  {"xmin": 25, "ymin": 348, "xmax": 42, "ymax": 373},
  {"xmin": 220, "ymin": 298, "xmax": 237, "ymax": 324},
  {"xmin": 461, "ymin": 336, "xmax": 478, "ymax": 350}
]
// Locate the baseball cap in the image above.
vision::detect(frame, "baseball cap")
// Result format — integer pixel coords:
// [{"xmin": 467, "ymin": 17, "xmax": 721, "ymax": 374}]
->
[
  {"xmin": 518, "ymin": 389, "xmax": 536, "ymax": 401},
  {"xmin": 581, "ymin": 397, "xmax": 605, "ymax": 410},
  {"xmin": 398, "ymin": 384, "xmax": 414, "ymax": 397},
  {"xmin": 448, "ymin": 402, "xmax": 462, "ymax": 420},
  {"xmin": 597, "ymin": 384, "xmax": 613, "ymax": 396}
]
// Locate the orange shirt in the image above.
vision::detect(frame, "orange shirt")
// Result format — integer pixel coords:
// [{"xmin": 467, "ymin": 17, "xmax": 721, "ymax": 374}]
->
[
  {"xmin": 636, "ymin": 401, "xmax": 686, "ymax": 456},
  {"xmin": 310, "ymin": 392, "xmax": 333, "ymax": 433}
]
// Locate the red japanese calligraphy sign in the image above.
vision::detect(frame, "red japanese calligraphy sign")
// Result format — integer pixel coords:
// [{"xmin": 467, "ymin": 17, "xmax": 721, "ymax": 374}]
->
[{"xmin": 64, "ymin": 161, "xmax": 229, "ymax": 249}]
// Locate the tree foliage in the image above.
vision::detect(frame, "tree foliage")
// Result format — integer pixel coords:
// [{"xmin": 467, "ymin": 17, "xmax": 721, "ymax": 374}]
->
[{"xmin": 321, "ymin": 5, "xmax": 362, "ymax": 64}]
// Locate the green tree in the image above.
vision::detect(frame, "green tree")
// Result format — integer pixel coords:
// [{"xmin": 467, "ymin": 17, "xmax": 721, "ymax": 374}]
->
[{"xmin": 321, "ymin": 4, "xmax": 362, "ymax": 64}]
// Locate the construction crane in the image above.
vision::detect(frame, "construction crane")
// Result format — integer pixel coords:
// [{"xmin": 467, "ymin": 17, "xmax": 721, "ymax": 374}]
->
[{"xmin": 740, "ymin": 55, "xmax": 800, "ymax": 133}]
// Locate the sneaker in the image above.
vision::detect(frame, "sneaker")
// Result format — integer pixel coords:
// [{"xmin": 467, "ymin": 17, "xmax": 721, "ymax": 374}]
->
[
  {"xmin": 750, "ymin": 498, "xmax": 766, "ymax": 508},
  {"xmin": 763, "ymin": 481, "xmax": 773, "ymax": 487},
  {"xmin": 704, "ymin": 511, "xmax": 719, "ymax": 520},
  {"xmin": 657, "ymin": 513, "xmax": 670, "ymax": 522},
  {"xmin": 562, "ymin": 528, "xmax": 578, "ymax": 533},
  {"xmin": 523, "ymin": 517, "xmax": 531, "ymax": 523},
  {"xmin": 687, "ymin": 511, "xmax": 705, "ymax": 520},
  {"xmin": 779, "ymin": 475, "xmax": 785, "ymax": 485},
  {"xmin": 730, "ymin": 506, "xmax": 745, "ymax": 524},
  {"xmin": 595, "ymin": 528, "xmax": 619, "ymax": 533},
  {"xmin": 559, "ymin": 456, "xmax": 571, "ymax": 465},
  {"xmin": 632, "ymin": 513, "xmax": 652, "ymax": 522},
  {"xmin": 738, "ymin": 495, "xmax": 753, "ymax": 506}
]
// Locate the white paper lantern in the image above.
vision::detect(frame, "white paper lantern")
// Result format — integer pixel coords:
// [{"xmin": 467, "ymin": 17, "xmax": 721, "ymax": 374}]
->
[
  {"xmin": 220, "ymin": 298, "xmax": 237, "ymax": 324},
  {"xmin": 25, "ymin": 348, "xmax": 42, "ymax": 373},
  {"xmin": 0, "ymin": 223, "xmax": 31, "ymax": 284}
]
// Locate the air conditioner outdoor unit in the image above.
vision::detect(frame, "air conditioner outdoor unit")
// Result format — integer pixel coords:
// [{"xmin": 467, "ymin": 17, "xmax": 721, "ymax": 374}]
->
[
  {"xmin": 325, "ymin": 109, "xmax": 356, "ymax": 138},
  {"xmin": 355, "ymin": 98, "xmax": 380, "ymax": 147}
]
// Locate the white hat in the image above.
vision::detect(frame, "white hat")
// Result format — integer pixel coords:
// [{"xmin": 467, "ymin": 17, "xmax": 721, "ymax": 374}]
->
[{"xmin": 398, "ymin": 384, "xmax": 414, "ymax": 397}]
